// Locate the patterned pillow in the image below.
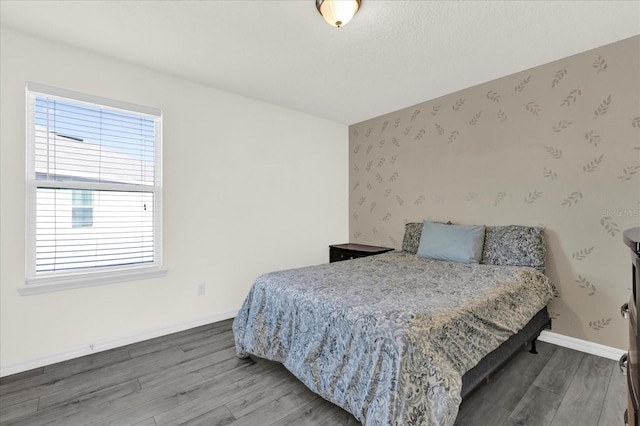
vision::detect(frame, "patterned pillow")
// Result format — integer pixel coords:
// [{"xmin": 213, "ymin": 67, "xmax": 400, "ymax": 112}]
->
[
  {"xmin": 402, "ymin": 222, "xmax": 423, "ymax": 254},
  {"xmin": 481, "ymin": 225, "xmax": 546, "ymax": 272}
]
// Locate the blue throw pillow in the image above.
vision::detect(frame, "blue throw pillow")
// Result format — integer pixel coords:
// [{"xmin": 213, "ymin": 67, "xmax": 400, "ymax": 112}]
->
[{"xmin": 417, "ymin": 221, "xmax": 486, "ymax": 264}]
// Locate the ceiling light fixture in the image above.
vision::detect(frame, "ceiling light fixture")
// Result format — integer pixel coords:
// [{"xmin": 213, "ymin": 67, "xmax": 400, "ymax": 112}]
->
[{"xmin": 316, "ymin": 0, "xmax": 361, "ymax": 28}]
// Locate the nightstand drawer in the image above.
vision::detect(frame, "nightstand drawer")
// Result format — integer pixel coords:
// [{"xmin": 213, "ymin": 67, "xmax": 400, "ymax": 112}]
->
[{"xmin": 329, "ymin": 243, "xmax": 394, "ymax": 263}]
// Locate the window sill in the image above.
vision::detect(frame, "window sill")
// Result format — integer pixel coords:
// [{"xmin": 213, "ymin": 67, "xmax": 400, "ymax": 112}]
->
[{"xmin": 18, "ymin": 266, "xmax": 168, "ymax": 295}]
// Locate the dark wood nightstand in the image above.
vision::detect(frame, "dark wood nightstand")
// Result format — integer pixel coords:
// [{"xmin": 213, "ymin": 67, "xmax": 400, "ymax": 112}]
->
[{"xmin": 329, "ymin": 243, "xmax": 394, "ymax": 263}]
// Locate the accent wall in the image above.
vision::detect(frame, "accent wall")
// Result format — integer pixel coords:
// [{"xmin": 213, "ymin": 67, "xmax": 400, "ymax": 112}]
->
[{"xmin": 349, "ymin": 36, "xmax": 640, "ymax": 350}]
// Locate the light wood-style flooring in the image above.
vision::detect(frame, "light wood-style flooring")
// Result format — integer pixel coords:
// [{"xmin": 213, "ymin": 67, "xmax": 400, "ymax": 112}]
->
[{"xmin": 0, "ymin": 319, "xmax": 626, "ymax": 425}]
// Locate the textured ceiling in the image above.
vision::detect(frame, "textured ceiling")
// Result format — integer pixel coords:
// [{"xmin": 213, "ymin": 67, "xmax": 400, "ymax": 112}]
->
[{"xmin": 1, "ymin": 1, "xmax": 638, "ymax": 125}]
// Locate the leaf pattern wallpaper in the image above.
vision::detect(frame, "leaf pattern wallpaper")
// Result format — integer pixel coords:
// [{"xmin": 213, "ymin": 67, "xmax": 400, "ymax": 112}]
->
[{"xmin": 348, "ymin": 36, "xmax": 640, "ymax": 349}]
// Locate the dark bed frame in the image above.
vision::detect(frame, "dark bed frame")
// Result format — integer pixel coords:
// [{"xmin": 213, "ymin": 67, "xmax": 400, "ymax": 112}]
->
[{"xmin": 460, "ymin": 306, "xmax": 552, "ymax": 399}]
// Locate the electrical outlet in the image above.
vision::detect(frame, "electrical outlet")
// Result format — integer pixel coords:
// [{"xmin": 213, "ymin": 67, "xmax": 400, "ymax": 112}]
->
[{"xmin": 197, "ymin": 282, "xmax": 206, "ymax": 296}]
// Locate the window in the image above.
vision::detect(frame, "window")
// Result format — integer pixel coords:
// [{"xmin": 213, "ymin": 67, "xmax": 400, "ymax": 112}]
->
[
  {"xmin": 23, "ymin": 83, "xmax": 166, "ymax": 294},
  {"xmin": 72, "ymin": 189, "xmax": 93, "ymax": 228}
]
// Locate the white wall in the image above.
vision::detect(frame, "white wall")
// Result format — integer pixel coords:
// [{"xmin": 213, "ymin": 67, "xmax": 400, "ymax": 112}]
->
[{"xmin": 0, "ymin": 28, "xmax": 349, "ymax": 375}]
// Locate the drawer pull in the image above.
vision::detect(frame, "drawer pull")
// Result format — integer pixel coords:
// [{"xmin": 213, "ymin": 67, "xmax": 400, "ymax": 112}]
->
[
  {"xmin": 619, "ymin": 353, "xmax": 628, "ymax": 375},
  {"xmin": 621, "ymin": 302, "xmax": 629, "ymax": 319}
]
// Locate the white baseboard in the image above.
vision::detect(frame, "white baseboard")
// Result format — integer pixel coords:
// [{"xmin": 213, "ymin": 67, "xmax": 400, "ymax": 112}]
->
[
  {"xmin": 538, "ymin": 330, "xmax": 626, "ymax": 361},
  {"xmin": 0, "ymin": 310, "xmax": 238, "ymax": 378}
]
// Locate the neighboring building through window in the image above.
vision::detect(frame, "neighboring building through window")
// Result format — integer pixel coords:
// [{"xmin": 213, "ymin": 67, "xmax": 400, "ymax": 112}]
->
[
  {"xmin": 72, "ymin": 189, "xmax": 93, "ymax": 228},
  {"xmin": 23, "ymin": 83, "xmax": 166, "ymax": 294}
]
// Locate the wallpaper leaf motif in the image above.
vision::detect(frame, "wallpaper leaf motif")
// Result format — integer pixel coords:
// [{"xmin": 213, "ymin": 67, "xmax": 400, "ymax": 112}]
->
[
  {"xmin": 582, "ymin": 155, "xmax": 604, "ymax": 173},
  {"xmin": 572, "ymin": 247, "xmax": 594, "ymax": 260},
  {"xmin": 632, "ymin": 117, "xmax": 640, "ymax": 128},
  {"xmin": 396, "ymin": 195, "xmax": 404, "ymax": 206},
  {"xmin": 414, "ymin": 129, "xmax": 425, "ymax": 140},
  {"xmin": 486, "ymin": 91, "xmax": 501, "ymax": 103},
  {"xmin": 543, "ymin": 168, "xmax": 558, "ymax": 180},
  {"xmin": 600, "ymin": 216, "xmax": 620, "ymax": 237},
  {"xmin": 375, "ymin": 173, "xmax": 383, "ymax": 184},
  {"xmin": 414, "ymin": 195, "xmax": 425, "ymax": 206},
  {"xmin": 494, "ymin": 192, "xmax": 506, "ymax": 206},
  {"xmin": 384, "ymin": 188, "xmax": 392, "ymax": 197},
  {"xmin": 366, "ymin": 145, "xmax": 373, "ymax": 156},
  {"xmin": 465, "ymin": 192, "xmax": 478, "ymax": 202},
  {"xmin": 430, "ymin": 105, "xmax": 441, "ymax": 116},
  {"xmin": 389, "ymin": 172, "xmax": 399, "ymax": 182},
  {"xmin": 576, "ymin": 274, "xmax": 596, "ymax": 296},
  {"xmin": 382, "ymin": 213, "xmax": 391, "ymax": 222},
  {"xmin": 526, "ymin": 102, "xmax": 542, "ymax": 116},
  {"xmin": 589, "ymin": 318, "xmax": 612, "ymax": 330},
  {"xmin": 496, "ymin": 109, "xmax": 507, "ymax": 122},
  {"xmin": 594, "ymin": 94, "xmax": 612, "ymax": 117},
  {"xmin": 524, "ymin": 190, "xmax": 543, "ymax": 204},
  {"xmin": 365, "ymin": 127, "xmax": 373, "ymax": 137},
  {"xmin": 452, "ymin": 98, "xmax": 466, "ymax": 111},
  {"xmin": 379, "ymin": 140, "xmax": 386, "ymax": 149},
  {"xmin": 403, "ymin": 126, "xmax": 412, "ymax": 136},
  {"xmin": 515, "ymin": 75, "xmax": 532, "ymax": 92},
  {"xmin": 561, "ymin": 191, "xmax": 583, "ymax": 207},
  {"xmin": 593, "ymin": 56, "xmax": 608, "ymax": 73},
  {"xmin": 410, "ymin": 110, "xmax": 421, "ymax": 121},
  {"xmin": 447, "ymin": 130, "xmax": 459, "ymax": 144},
  {"xmin": 435, "ymin": 124, "xmax": 445, "ymax": 136},
  {"xmin": 552, "ymin": 120, "xmax": 572, "ymax": 132},
  {"xmin": 545, "ymin": 146, "xmax": 563, "ymax": 159},
  {"xmin": 551, "ymin": 68, "xmax": 567, "ymax": 88},
  {"xmin": 560, "ymin": 89, "xmax": 582, "ymax": 106},
  {"xmin": 381, "ymin": 121, "xmax": 389, "ymax": 134},
  {"xmin": 469, "ymin": 111, "xmax": 482, "ymax": 126},
  {"xmin": 392, "ymin": 138, "xmax": 400, "ymax": 148},
  {"xmin": 584, "ymin": 131, "xmax": 602, "ymax": 147},
  {"xmin": 394, "ymin": 118, "xmax": 401, "ymax": 127},
  {"xmin": 618, "ymin": 165, "xmax": 640, "ymax": 181}
]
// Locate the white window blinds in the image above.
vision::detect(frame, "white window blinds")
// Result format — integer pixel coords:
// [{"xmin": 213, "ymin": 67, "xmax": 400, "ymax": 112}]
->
[{"xmin": 25, "ymin": 83, "xmax": 164, "ymax": 288}]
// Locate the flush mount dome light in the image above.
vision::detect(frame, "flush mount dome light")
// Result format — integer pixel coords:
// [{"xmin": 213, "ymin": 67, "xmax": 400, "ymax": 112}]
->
[{"xmin": 316, "ymin": 0, "xmax": 361, "ymax": 28}]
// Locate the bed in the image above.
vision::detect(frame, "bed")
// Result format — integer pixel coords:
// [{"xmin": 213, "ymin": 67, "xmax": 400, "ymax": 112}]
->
[{"xmin": 233, "ymin": 223, "xmax": 555, "ymax": 425}]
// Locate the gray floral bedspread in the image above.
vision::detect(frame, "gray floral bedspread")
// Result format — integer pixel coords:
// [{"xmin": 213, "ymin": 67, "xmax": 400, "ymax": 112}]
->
[{"xmin": 233, "ymin": 252, "xmax": 555, "ymax": 425}]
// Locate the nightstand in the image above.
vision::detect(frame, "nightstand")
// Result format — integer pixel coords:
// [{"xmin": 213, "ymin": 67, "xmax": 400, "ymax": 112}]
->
[{"xmin": 329, "ymin": 243, "xmax": 394, "ymax": 263}]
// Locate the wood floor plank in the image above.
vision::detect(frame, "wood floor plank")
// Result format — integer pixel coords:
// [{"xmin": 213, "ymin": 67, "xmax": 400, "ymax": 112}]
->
[
  {"xmin": 228, "ymin": 386, "xmax": 320, "ymax": 426},
  {"xmin": 454, "ymin": 395, "xmax": 510, "ymax": 426},
  {"xmin": 0, "ymin": 368, "xmax": 44, "ymax": 387},
  {"xmin": 44, "ymin": 348, "xmax": 132, "ymax": 379},
  {"xmin": 533, "ymin": 346, "xmax": 584, "ymax": 396},
  {"xmin": 270, "ymin": 397, "xmax": 340, "ymax": 426},
  {"xmin": 127, "ymin": 327, "xmax": 222, "ymax": 358},
  {"xmin": 154, "ymin": 365, "xmax": 296, "ymax": 425},
  {"xmin": 0, "ymin": 397, "xmax": 39, "ymax": 424},
  {"xmin": 503, "ymin": 384, "xmax": 563, "ymax": 426},
  {"xmin": 137, "ymin": 345, "xmax": 237, "ymax": 389},
  {"xmin": 175, "ymin": 404, "xmax": 236, "ymax": 426},
  {"xmin": 550, "ymin": 354, "xmax": 615, "ymax": 426},
  {"xmin": 597, "ymin": 368, "xmax": 627, "ymax": 426},
  {"xmin": 316, "ymin": 410, "xmax": 360, "ymax": 426},
  {"xmin": 37, "ymin": 378, "xmax": 141, "ymax": 411},
  {"xmin": 225, "ymin": 371, "xmax": 305, "ymax": 418}
]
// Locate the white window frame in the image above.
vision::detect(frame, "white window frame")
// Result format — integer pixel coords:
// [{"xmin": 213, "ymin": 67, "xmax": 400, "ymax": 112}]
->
[{"xmin": 20, "ymin": 82, "xmax": 167, "ymax": 295}]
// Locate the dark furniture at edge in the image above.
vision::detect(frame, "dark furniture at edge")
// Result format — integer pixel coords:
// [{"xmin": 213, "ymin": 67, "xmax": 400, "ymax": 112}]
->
[
  {"xmin": 623, "ymin": 227, "xmax": 640, "ymax": 426},
  {"xmin": 329, "ymin": 243, "xmax": 394, "ymax": 263}
]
